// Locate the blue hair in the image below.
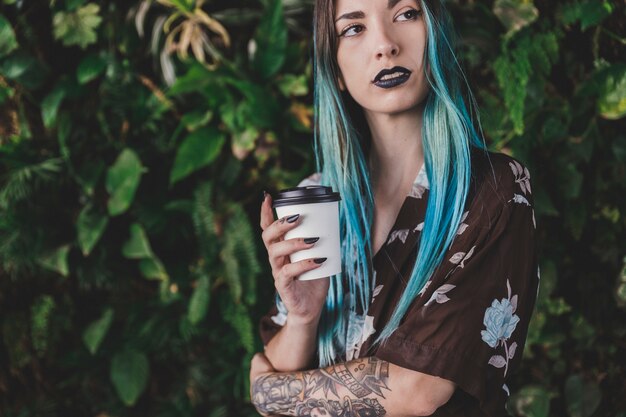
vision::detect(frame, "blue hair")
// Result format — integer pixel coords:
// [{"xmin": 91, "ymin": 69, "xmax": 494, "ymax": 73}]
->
[{"xmin": 311, "ymin": 0, "xmax": 490, "ymax": 366}]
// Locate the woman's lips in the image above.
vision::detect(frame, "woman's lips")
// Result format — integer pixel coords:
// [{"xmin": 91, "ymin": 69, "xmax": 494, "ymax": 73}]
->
[{"xmin": 372, "ymin": 66, "xmax": 412, "ymax": 89}]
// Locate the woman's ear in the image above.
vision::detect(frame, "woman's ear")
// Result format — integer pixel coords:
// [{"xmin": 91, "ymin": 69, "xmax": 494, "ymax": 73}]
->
[{"xmin": 338, "ymin": 75, "xmax": 346, "ymax": 91}]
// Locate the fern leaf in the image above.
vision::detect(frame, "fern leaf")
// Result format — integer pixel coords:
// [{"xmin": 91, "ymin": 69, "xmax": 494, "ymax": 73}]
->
[
  {"xmin": 222, "ymin": 300, "xmax": 254, "ymax": 354},
  {"xmin": 0, "ymin": 157, "xmax": 64, "ymax": 209},
  {"xmin": 31, "ymin": 295, "xmax": 55, "ymax": 357}
]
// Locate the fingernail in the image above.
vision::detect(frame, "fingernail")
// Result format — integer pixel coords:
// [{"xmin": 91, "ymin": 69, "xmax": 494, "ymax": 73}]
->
[
  {"xmin": 262, "ymin": 190, "xmax": 268, "ymax": 202},
  {"xmin": 286, "ymin": 214, "xmax": 300, "ymax": 223},
  {"xmin": 304, "ymin": 237, "xmax": 319, "ymax": 244},
  {"xmin": 313, "ymin": 257, "xmax": 327, "ymax": 264}
]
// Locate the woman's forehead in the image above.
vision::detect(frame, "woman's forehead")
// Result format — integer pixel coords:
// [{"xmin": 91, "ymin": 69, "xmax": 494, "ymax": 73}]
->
[{"xmin": 335, "ymin": 0, "xmax": 420, "ymax": 15}]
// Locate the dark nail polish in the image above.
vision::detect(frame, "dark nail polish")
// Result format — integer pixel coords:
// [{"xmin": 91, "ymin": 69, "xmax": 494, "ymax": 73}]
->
[
  {"xmin": 313, "ymin": 257, "xmax": 327, "ymax": 264},
  {"xmin": 286, "ymin": 214, "xmax": 300, "ymax": 223},
  {"xmin": 304, "ymin": 237, "xmax": 319, "ymax": 244},
  {"xmin": 262, "ymin": 190, "xmax": 268, "ymax": 202}
]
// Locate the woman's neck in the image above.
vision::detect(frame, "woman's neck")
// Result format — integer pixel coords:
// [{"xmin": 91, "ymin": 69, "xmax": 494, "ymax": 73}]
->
[{"xmin": 365, "ymin": 107, "xmax": 425, "ymax": 199}]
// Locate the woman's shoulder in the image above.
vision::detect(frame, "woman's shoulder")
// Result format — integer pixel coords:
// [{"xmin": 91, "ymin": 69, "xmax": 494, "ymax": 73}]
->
[
  {"xmin": 297, "ymin": 172, "xmax": 322, "ymax": 187},
  {"xmin": 471, "ymin": 149, "xmax": 534, "ymax": 207}
]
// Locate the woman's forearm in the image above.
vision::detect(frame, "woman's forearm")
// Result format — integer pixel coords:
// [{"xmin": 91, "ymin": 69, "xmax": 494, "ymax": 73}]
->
[
  {"xmin": 264, "ymin": 316, "xmax": 320, "ymax": 372},
  {"xmin": 251, "ymin": 356, "xmax": 434, "ymax": 417}
]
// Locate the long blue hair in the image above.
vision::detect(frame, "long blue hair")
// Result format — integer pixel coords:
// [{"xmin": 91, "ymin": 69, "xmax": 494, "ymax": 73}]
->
[{"xmin": 311, "ymin": 0, "xmax": 490, "ymax": 366}]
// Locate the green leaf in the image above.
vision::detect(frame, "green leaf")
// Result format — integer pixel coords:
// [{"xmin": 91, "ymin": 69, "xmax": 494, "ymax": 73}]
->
[
  {"xmin": 52, "ymin": 3, "xmax": 102, "ymax": 49},
  {"xmin": 57, "ymin": 112, "xmax": 72, "ymax": 160},
  {"xmin": 167, "ymin": 63, "xmax": 215, "ymax": 97},
  {"xmin": 222, "ymin": 300, "xmax": 254, "ymax": 353},
  {"xmin": 0, "ymin": 14, "xmax": 18, "ymax": 58},
  {"xmin": 220, "ymin": 204, "xmax": 261, "ymax": 304},
  {"xmin": 252, "ymin": 0, "xmax": 288, "ymax": 79},
  {"xmin": 0, "ymin": 52, "xmax": 34, "ymax": 79},
  {"xmin": 597, "ymin": 64, "xmax": 626, "ymax": 120},
  {"xmin": 546, "ymin": 297, "xmax": 573, "ymax": 315},
  {"xmin": 38, "ymin": 244, "xmax": 71, "ymax": 277},
  {"xmin": 76, "ymin": 159, "xmax": 105, "ymax": 196},
  {"xmin": 77, "ymin": 54, "xmax": 107, "ymax": 84},
  {"xmin": 580, "ymin": 1, "xmax": 613, "ymax": 31},
  {"xmin": 164, "ymin": 0, "xmax": 194, "ymax": 13},
  {"xmin": 564, "ymin": 374, "xmax": 602, "ymax": 417},
  {"xmin": 494, "ymin": 32, "xmax": 559, "ymax": 136},
  {"xmin": 82, "ymin": 308, "xmax": 114, "ymax": 355},
  {"xmin": 31, "ymin": 295, "xmax": 55, "ymax": 357},
  {"xmin": 139, "ymin": 257, "xmax": 168, "ymax": 281},
  {"xmin": 181, "ymin": 110, "xmax": 213, "ymax": 131},
  {"xmin": 110, "ymin": 350, "xmax": 150, "ymax": 406},
  {"xmin": 231, "ymin": 127, "xmax": 258, "ymax": 161},
  {"xmin": 493, "ymin": 0, "xmax": 539, "ymax": 37},
  {"xmin": 77, "ymin": 203, "xmax": 109, "ymax": 256},
  {"xmin": 224, "ymin": 79, "xmax": 279, "ymax": 128},
  {"xmin": 559, "ymin": 1, "xmax": 613, "ymax": 30},
  {"xmin": 276, "ymin": 74, "xmax": 308, "ymax": 97},
  {"xmin": 42, "ymin": 86, "xmax": 67, "ymax": 129},
  {"xmin": 170, "ymin": 126, "xmax": 225, "ymax": 185},
  {"xmin": 0, "ymin": 82, "xmax": 13, "ymax": 105},
  {"xmin": 106, "ymin": 149, "xmax": 145, "ymax": 216},
  {"xmin": 508, "ymin": 385, "xmax": 551, "ymax": 417},
  {"xmin": 122, "ymin": 223, "xmax": 153, "ymax": 259},
  {"xmin": 65, "ymin": 0, "xmax": 87, "ymax": 11},
  {"xmin": 0, "ymin": 51, "xmax": 46, "ymax": 89},
  {"xmin": 188, "ymin": 274, "xmax": 211, "ymax": 324}
]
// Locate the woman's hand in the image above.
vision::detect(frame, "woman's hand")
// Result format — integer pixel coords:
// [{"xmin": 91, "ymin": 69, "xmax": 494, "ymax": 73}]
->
[{"xmin": 260, "ymin": 192, "xmax": 330, "ymax": 325}]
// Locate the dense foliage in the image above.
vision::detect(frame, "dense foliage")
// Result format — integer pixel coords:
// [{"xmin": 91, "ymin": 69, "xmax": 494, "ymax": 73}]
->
[{"xmin": 0, "ymin": 0, "xmax": 624, "ymax": 416}]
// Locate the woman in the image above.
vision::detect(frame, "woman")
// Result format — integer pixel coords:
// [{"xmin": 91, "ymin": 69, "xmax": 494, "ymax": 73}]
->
[{"xmin": 252, "ymin": 0, "xmax": 539, "ymax": 415}]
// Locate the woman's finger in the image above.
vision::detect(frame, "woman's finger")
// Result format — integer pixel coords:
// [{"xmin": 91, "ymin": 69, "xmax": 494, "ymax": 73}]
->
[
  {"xmin": 268, "ymin": 237, "xmax": 319, "ymax": 272},
  {"xmin": 276, "ymin": 257, "xmax": 326, "ymax": 286},
  {"xmin": 261, "ymin": 213, "xmax": 302, "ymax": 247},
  {"xmin": 259, "ymin": 191, "xmax": 275, "ymax": 231}
]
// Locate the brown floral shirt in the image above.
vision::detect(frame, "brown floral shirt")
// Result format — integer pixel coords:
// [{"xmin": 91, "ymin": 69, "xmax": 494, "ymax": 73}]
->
[{"xmin": 260, "ymin": 150, "xmax": 540, "ymax": 416}]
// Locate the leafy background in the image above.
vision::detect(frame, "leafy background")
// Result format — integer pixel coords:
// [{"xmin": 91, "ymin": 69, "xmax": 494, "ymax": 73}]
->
[{"xmin": 0, "ymin": 0, "xmax": 624, "ymax": 416}]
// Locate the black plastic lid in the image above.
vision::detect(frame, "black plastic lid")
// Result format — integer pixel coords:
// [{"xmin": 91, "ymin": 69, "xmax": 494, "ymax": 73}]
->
[{"xmin": 272, "ymin": 185, "xmax": 341, "ymax": 208}]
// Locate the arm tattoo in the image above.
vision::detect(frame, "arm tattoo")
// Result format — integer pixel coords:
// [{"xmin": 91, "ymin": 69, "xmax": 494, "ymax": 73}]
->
[
  {"xmin": 251, "ymin": 373, "xmax": 304, "ymax": 414},
  {"xmin": 296, "ymin": 397, "xmax": 385, "ymax": 416},
  {"xmin": 305, "ymin": 357, "xmax": 389, "ymax": 399},
  {"xmin": 252, "ymin": 357, "xmax": 390, "ymax": 416}
]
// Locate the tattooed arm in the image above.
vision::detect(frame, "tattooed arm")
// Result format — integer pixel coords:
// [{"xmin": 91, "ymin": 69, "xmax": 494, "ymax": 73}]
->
[{"xmin": 250, "ymin": 353, "xmax": 455, "ymax": 417}]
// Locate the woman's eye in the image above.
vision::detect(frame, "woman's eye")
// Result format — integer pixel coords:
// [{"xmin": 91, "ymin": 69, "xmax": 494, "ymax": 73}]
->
[
  {"xmin": 396, "ymin": 8, "xmax": 422, "ymax": 21},
  {"xmin": 340, "ymin": 24, "xmax": 364, "ymax": 37}
]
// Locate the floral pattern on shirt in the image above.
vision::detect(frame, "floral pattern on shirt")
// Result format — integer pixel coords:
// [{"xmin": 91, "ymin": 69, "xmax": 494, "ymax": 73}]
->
[
  {"xmin": 270, "ymin": 298, "xmax": 288, "ymax": 326},
  {"xmin": 345, "ymin": 312, "xmax": 376, "ymax": 361},
  {"xmin": 481, "ymin": 278, "xmax": 520, "ymax": 377}
]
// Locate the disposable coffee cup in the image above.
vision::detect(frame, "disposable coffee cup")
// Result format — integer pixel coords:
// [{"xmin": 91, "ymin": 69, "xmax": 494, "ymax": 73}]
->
[{"xmin": 272, "ymin": 185, "xmax": 342, "ymax": 281}]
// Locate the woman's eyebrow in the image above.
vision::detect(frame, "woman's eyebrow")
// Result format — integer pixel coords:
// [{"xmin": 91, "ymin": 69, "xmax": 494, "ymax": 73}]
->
[
  {"xmin": 335, "ymin": 10, "xmax": 365, "ymax": 22},
  {"xmin": 335, "ymin": 0, "xmax": 410, "ymax": 23}
]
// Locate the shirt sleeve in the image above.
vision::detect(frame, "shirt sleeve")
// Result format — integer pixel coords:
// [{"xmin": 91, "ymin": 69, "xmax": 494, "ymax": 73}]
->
[
  {"xmin": 259, "ymin": 296, "xmax": 288, "ymax": 346},
  {"xmin": 374, "ymin": 163, "xmax": 539, "ymax": 414}
]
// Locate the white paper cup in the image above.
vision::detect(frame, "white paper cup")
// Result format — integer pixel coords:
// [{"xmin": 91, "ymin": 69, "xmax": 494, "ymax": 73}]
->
[{"xmin": 273, "ymin": 185, "xmax": 342, "ymax": 281}]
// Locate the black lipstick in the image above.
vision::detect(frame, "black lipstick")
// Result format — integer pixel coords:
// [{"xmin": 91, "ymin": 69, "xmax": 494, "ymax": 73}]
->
[{"xmin": 373, "ymin": 66, "xmax": 411, "ymax": 89}]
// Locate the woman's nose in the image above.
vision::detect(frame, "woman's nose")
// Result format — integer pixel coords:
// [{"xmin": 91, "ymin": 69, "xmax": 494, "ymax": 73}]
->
[{"xmin": 374, "ymin": 29, "xmax": 399, "ymax": 59}]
